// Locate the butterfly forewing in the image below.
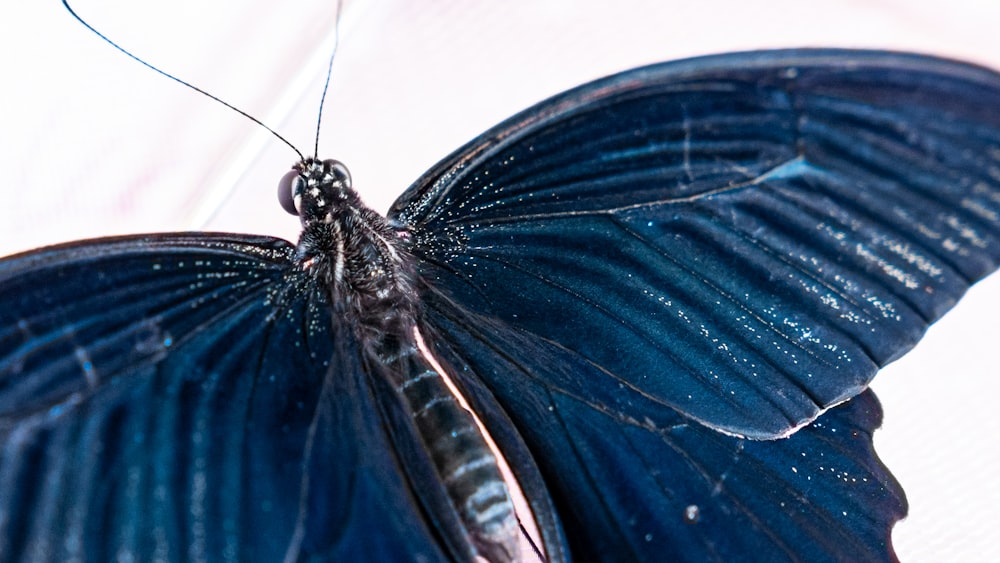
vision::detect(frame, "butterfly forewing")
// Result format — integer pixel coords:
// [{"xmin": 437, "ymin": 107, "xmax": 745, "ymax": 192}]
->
[{"xmin": 392, "ymin": 49, "xmax": 1000, "ymax": 439}]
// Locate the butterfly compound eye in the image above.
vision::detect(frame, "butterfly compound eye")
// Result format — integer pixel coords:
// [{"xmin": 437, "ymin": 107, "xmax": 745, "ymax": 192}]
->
[
  {"xmin": 323, "ymin": 159, "xmax": 352, "ymax": 189},
  {"xmin": 278, "ymin": 168, "xmax": 303, "ymax": 215}
]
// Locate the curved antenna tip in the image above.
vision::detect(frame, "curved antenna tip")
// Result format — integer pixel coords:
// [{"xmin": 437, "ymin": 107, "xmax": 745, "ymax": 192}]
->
[
  {"xmin": 62, "ymin": 0, "xmax": 305, "ymax": 162},
  {"xmin": 313, "ymin": 0, "xmax": 345, "ymax": 159}
]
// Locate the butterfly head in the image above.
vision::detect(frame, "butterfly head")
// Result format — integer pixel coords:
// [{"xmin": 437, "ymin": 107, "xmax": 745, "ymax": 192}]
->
[{"xmin": 278, "ymin": 158, "xmax": 355, "ymax": 227}]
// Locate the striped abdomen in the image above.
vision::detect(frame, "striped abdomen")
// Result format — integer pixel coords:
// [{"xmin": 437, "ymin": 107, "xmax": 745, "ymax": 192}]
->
[{"xmin": 391, "ymin": 345, "xmax": 519, "ymax": 562}]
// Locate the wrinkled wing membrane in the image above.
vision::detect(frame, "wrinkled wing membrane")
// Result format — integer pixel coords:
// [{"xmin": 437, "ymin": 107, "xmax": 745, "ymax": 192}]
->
[
  {"xmin": 393, "ymin": 49, "xmax": 1000, "ymax": 438},
  {"xmin": 424, "ymin": 292, "xmax": 906, "ymax": 561},
  {"xmin": 0, "ymin": 234, "xmax": 450, "ymax": 562}
]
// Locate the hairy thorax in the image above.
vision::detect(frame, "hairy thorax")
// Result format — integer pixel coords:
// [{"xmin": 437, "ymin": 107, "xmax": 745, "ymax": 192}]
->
[{"xmin": 285, "ymin": 158, "xmax": 418, "ymax": 358}]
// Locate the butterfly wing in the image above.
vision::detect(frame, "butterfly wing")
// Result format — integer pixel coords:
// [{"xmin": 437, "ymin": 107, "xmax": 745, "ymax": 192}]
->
[
  {"xmin": 391, "ymin": 49, "xmax": 1000, "ymax": 559},
  {"xmin": 392, "ymin": 49, "xmax": 1000, "ymax": 439},
  {"xmin": 0, "ymin": 234, "xmax": 454, "ymax": 562},
  {"xmin": 424, "ymin": 297, "xmax": 905, "ymax": 561}
]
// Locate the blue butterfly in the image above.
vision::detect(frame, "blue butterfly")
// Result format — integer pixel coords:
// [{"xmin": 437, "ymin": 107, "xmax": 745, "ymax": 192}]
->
[{"xmin": 2, "ymin": 47, "xmax": 999, "ymax": 561}]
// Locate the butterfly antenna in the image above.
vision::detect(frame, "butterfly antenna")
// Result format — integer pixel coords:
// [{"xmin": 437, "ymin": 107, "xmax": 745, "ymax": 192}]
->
[
  {"xmin": 61, "ymin": 0, "xmax": 305, "ymax": 161},
  {"xmin": 313, "ymin": 0, "xmax": 344, "ymax": 158}
]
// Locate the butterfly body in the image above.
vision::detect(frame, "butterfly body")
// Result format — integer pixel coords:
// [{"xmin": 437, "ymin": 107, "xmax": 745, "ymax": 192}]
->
[
  {"xmin": 3, "ymin": 49, "xmax": 1000, "ymax": 561},
  {"xmin": 281, "ymin": 157, "xmax": 520, "ymax": 560}
]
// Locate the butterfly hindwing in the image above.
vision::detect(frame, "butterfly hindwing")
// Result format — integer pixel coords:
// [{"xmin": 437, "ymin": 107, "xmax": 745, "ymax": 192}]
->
[
  {"xmin": 393, "ymin": 49, "xmax": 1000, "ymax": 439},
  {"xmin": 423, "ymin": 290, "xmax": 905, "ymax": 561},
  {"xmin": 0, "ymin": 234, "xmax": 456, "ymax": 562}
]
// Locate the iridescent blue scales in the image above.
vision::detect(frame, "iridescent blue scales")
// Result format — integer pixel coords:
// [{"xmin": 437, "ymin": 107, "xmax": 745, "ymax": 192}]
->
[{"xmin": 2, "ymin": 50, "xmax": 1000, "ymax": 561}]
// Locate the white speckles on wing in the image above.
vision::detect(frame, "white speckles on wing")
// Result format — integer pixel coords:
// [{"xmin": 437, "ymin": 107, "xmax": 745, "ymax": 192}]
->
[
  {"xmin": 961, "ymin": 197, "xmax": 999, "ymax": 223},
  {"xmin": 854, "ymin": 243, "xmax": 920, "ymax": 291},
  {"xmin": 944, "ymin": 214, "xmax": 989, "ymax": 249}
]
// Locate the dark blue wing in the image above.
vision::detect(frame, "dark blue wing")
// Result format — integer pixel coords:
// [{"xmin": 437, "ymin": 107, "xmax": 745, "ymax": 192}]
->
[
  {"xmin": 423, "ymin": 289, "xmax": 905, "ymax": 562},
  {"xmin": 0, "ymin": 234, "xmax": 451, "ymax": 562},
  {"xmin": 391, "ymin": 49, "xmax": 1000, "ymax": 439}
]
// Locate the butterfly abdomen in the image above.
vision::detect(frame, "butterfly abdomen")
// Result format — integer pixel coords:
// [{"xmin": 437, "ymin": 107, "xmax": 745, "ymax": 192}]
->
[{"xmin": 391, "ymin": 349, "xmax": 519, "ymax": 562}]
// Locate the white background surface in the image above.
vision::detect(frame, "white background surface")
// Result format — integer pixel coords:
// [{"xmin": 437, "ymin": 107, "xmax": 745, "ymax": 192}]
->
[{"xmin": 1, "ymin": 1, "xmax": 997, "ymax": 560}]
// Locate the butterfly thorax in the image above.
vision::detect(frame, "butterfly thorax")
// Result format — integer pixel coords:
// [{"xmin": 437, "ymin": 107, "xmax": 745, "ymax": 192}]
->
[{"xmin": 286, "ymin": 158, "xmax": 419, "ymax": 358}]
